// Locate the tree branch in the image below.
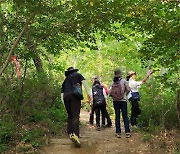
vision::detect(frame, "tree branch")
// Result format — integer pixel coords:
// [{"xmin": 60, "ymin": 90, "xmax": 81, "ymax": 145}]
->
[{"xmin": 0, "ymin": 13, "xmax": 35, "ymax": 76}]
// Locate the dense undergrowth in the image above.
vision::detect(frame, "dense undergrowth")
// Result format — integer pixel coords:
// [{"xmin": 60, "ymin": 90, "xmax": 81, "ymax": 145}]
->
[
  {"xmin": 138, "ymin": 78, "xmax": 178, "ymax": 132},
  {"xmin": 0, "ymin": 72, "xmax": 179, "ymax": 153},
  {"xmin": 0, "ymin": 73, "xmax": 67, "ymax": 153}
]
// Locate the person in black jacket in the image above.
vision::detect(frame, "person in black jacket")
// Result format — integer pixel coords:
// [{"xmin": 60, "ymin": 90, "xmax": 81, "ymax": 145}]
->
[
  {"xmin": 90, "ymin": 78, "xmax": 108, "ymax": 130},
  {"xmin": 89, "ymin": 76, "xmax": 112, "ymax": 127},
  {"xmin": 61, "ymin": 67, "xmax": 91, "ymax": 147}
]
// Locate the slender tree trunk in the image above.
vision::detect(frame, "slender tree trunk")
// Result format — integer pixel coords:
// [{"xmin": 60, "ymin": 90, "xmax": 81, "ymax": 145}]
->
[
  {"xmin": 98, "ymin": 40, "xmax": 102, "ymax": 80},
  {"xmin": 177, "ymin": 89, "xmax": 180, "ymax": 128},
  {"xmin": 0, "ymin": 13, "xmax": 35, "ymax": 76},
  {"xmin": 31, "ymin": 45, "xmax": 44, "ymax": 73},
  {"xmin": 26, "ymin": 37, "xmax": 44, "ymax": 73}
]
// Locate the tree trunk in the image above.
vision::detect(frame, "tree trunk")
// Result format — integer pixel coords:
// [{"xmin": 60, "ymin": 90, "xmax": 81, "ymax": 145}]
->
[
  {"xmin": 0, "ymin": 13, "xmax": 35, "ymax": 76},
  {"xmin": 26, "ymin": 34, "xmax": 44, "ymax": 73},
  {"xmin": 31, "ymin": 45, "xmax": 44, "ymax": 73},
  {"xmin": 177, "ymin": 89, "xmax": 180, "ymax": 128}
]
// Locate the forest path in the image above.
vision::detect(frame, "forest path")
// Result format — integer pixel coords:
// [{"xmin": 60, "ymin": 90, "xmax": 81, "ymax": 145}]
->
[{"xmin": 41, "ymin": 110, "xmax": 162, "ymax": 154}]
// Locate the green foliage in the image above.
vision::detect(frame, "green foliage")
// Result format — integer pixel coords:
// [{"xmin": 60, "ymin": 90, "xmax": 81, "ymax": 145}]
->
[
  {"xmin": 22, "ymin": 129, "xmax": 44, "ymax": 148},
  {"xmin": 0, "ymin": 73, "xmax": 67, "ymax": 152},
  {"xmin": 0, "ymin": 0, "xmax": 179, "ymax": 152},
  {"xmin": 137, "ymin": 79, "xmax": 177, "ymax": 132},
  {"xmin": 0, "ymin": 115, "xmax": 16, "ymax": 152},
  {"xmin": 142, "ymin": 132, "xmax": 151, "ymax": 142},
  {"xmin": 0, "ymin": 117, "xmax": 15, "ymax": 144},
  {"xmin": 0, "ymin": 144, "xmax": 6, "ymax": 153}
]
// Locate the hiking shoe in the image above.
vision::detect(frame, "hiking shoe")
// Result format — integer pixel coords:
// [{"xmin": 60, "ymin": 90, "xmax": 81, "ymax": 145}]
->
[
  {"xmin": 126, "ymin": 133, "xmax": 131, "ymax": 138},
  {"xmin": 102, "ymin": 124, "xmax": 106, "ymax": 128},
  {"xmin": 89, "ymin": 122, "xmax": 93, "ymax": 125},
  {"xmin": 116, "ymin": 133, "xmax": 121, "ymax": 138},
  {"xmin": 131, "ymin": 125, "xmax": 138, "ymax": 129},
  {"xmin": 70, "ymin": 133, "xmax": 81, "ymax": 147},
  {"xmin": 106, "ymin": 124, "xmax": 112, "ymax": 128},
  {"xmin": 96, "ymin": 126, "xmax": 101, "ymax": 131}
]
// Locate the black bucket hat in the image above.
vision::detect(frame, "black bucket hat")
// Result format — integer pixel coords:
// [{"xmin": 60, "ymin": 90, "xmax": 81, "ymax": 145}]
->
[{"xmin": 65, "ymin": 67, "xmax": 78, "ymax": 73}]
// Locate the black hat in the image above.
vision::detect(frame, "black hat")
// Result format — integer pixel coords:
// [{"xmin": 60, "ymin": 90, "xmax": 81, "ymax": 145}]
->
[
  {"xmin": 65, "ymin": 67, "xmax": 78, "ymax": 73},
  {"xmin": 114, "ymin": 69, "xmax": 123, "ymax": 77}
]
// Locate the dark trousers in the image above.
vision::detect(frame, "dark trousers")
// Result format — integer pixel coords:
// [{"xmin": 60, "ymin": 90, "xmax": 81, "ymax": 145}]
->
[
  {"xmin": 113, "ymin": 101, "xmax": 130, "ymax": 133},
  {"xmin": 89, "ymin": 107, "xmax": 112, "ymax": 126},
  {"xmin": 94, "ymin": 105, "xmax": 106, "ymax": 127},
  {"xmin": 64, "ymin": 94, "xmax": 81, "ymax": 137},
  {"xmin": 130, "ymin": 99, "xmax": 141, "ymax": 126}
]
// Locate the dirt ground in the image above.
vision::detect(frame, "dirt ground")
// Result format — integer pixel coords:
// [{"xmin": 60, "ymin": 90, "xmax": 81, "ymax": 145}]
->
[{"xmin": 41, "ymin": 110, "xmax": 176, "ymax": 154}]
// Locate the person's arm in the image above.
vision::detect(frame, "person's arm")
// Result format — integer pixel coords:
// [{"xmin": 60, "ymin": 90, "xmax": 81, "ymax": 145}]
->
[
  {"xmin": 89, "ymin": 89, "xmax": 93, "ymax": 107},
  {"xmin": 103, "ymin": 88, "xmax": 108, "ymax": 107},
  {"xmin": 142, "ymin": 70, "xmax": 153, "ymax": 83},
  {"xmin": 109, "ymin": 83, "xmax": 113, "ymax": 97},
  {"xmin": 61, "ymin": 93, "xmax": 64, "ymax": 103},
  {"xmin": 61, "ymin": 82, "xmax": 65, "ymax": 103},
  {"xmin": 103, "ymin": 88, "xmax": 107, "ymax": 99},
  {"xmin": 124, "ymin": 80, "xmax": 130, "ymax": 94}
]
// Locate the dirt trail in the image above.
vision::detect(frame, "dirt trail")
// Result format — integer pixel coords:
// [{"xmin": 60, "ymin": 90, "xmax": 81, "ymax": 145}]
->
[{"xmin": 41, "ymin": 110, "xmax": 162, "ymax": 154}]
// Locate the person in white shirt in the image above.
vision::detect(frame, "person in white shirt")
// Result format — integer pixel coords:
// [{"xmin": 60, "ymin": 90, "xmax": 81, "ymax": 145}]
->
[{"xmin": 127, "ymin": 70, "xmax": 152, "ymax": 126}]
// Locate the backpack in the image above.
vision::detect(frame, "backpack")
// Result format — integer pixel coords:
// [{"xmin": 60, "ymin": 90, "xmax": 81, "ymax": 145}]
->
[
  {"xmin": 110, "ymin": 79, "xmax": 124, "ymax": 101},
  {"xmin": 92, "ymin": 84, "xmax": 105, "ymax": 107}
]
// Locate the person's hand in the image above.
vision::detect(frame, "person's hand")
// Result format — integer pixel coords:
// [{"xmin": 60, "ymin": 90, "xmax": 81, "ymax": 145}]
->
[
  {"xmin": 147, "ymin": 70, "xmax": 153, "ymax": 77},
  {"xmin": 87, "ymin": 94, "xmax": 92, "ymax": 102},
  {"xmin": 90, "ymin": 102, "xmax": 93, "ymax": 108},
  {"xmin": 106, "ymin": 101, "xmax": 108, "ymax": 107},
  {"xmin": 149, "ymin": 70, "xmax": 153, "ymax": 75}
]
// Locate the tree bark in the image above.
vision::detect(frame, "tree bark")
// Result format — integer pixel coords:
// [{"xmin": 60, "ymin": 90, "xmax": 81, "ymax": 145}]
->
[
  {"xmin": 26, "ymin": 36, "xmax": 44, "ymax": 73},
  {"xmin": 31, "ymin": 45, "xmax": 44, "ymax": 73},
  {"xmin": 177, "ymin": 89, "xmax": 180, "ymax": 128},
  {"xmin": 0, "ymin": 13, "xmax": 35, "ymax": 76}
]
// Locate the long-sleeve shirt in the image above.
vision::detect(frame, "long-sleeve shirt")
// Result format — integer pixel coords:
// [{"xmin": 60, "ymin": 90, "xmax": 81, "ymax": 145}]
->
[{"xmin": 129, "ymin": 78, "xmax": 142, "ymax": 92}]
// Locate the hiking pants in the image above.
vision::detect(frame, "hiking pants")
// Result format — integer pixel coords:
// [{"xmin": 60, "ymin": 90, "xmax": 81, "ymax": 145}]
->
[
  {"xmin": 105, "ymin": 109, "xmax": 112, "ymax": 126},
  {"xmin": 130, "ymin": 99, "xmax": 141, "ymax": 126},
  {"xmin": 113, "ymin": 101, "xmax": 130, "ymax": 133},
  {"xmin": 94, "ymin": 105, "xmax": 106, "ymax": 127},
  {"xmin": 89, "ymin": 106, "xmax": 95, "ymax": 124},
  {"xmin": 64, "ymin": 93, "xmax": 81, "ymax": 137},
  {"xmin": 89, "ymin": 107, "xmax": 112, "ymax": 126}
]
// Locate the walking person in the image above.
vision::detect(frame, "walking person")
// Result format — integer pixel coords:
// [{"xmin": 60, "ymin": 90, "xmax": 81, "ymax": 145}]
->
[
  {"xmin": 127, "ymin": 70, "xmax": 153, "ymax": 126},
  {"xmin": 89, "ymin": 76, "xmax": 112, "ymax": 127},
  {"xmin": 109, "ymin": 69, "xmax": 131, "ymax": 138},
  {"xmin": 61, "ymin": 67, "xmax": 91, "ymax": 147},
  {"xmin": 90, "ymin": 78, "xmax": 108, "ymax": 131}
]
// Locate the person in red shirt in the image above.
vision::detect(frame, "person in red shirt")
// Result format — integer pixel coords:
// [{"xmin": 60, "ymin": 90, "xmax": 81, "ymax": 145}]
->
[
  {"xmin": 101, "ymin": 83, "xmax": 109, "ymax": 95},
  {"xmin": 89, "ymin": 76, "xmax": 112, "ymax": 127}
]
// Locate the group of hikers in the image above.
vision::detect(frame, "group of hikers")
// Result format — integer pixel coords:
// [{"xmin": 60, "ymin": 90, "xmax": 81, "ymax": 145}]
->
[{"xmin": 61, "ymin": 67, "xmax": 152, "ymax": 147}]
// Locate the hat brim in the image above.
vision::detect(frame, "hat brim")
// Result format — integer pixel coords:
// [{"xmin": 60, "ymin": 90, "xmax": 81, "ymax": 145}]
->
[
  {"xmin": 129, "ymin": 72, "xmax": 136, "ymax": 76},
  {"xmin": 65, "ymin": 69, "xmax": 78, "ymax": 73},
  {"xmin": 114, "ymin": 73, "xmax": 123, "ymax": 77}
]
